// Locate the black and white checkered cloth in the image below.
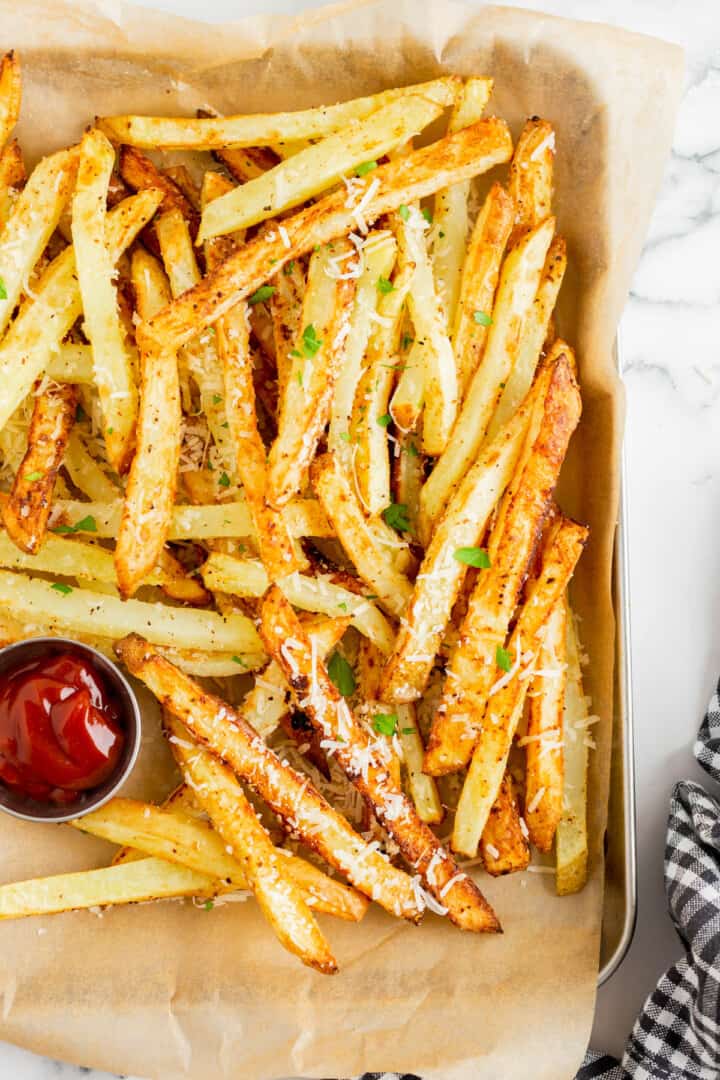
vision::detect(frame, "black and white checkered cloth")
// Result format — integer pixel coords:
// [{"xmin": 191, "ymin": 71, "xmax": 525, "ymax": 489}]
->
[{"xmin": 361, "ymin": 678, "xmax": 720, "ymax": 1080}]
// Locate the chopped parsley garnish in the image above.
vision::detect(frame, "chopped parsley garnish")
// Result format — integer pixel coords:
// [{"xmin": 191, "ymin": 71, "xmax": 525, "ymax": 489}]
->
[
  {"xmin": 248, "ymin": 284, "xmax": 276, "ymax": 305},
  {"xmin": 376, "ymin": 413, "xmax": 392, "ymax": 428},
  {"xmin": 372, "ymin": 712, "xmax": 398, "ymax": 737},
  {"xmin": 355, "ymin": 160, "xmax": 378, "ymax": 177},
  {"xmin": 421, "ymin": 207, "xmax": 433, "ymax": 225},
  {"xmin": 300, "ymin": 323, "xmax": 322, "ymax": 357},
  {"xmin": 203, "ymin": 899, "xmax": 214, "ymax": 911},
  {"xmin": 404, "ymin": 441, "xmax": 419, "ymax": 458},
  {"xmin": 296, "ymin": 369, "xmax": 304, "ymax": 387},
  {"xmin": 453, "ymin": 546, "xmax": 491, "ymax": 569},
  {"xmin": 231, "ymin": 655, "xmax": 247, "ymax": 667},
  {"xmin": 52, "ymin": 515, "xmax": 97, "ymax": 535},
  {"xmin": 284, "ymin": 260, "xmax": 295, "ymax": 276},
  {"xmin": 0, "ymin": 276, "xmax": 6, "ymax": 300},
  {"xmin": 218, "ymin": 472, "xmax": 231, "ymax": 488},
  {"xmin": 212, "ymin": 393, "xmax": 223, "ymax": 404},
  {"xmin": 328, "ymin": 651, "xmax": 356, "ymax": 697},
  {"xmin": 473, "ymin": 310, "xmax": 492, "ymax": 327},
  {"xmin": 51, "ymin": 582, "xmax": 73, "ymax": 595},
  {"xmin": 382, "ymin": 502, "xmax": 410, "ymax": 533},
  {"xmin": 496, "ymin": 646, "xmax": 512, "ymax": 673},
  {"xmin": 107, "ymin": 427, "xmax": 114, "ymax": 435},
  {"xmin": 401, "ymin": 727, "xmax": 416, "ymax": 735},
  {"xmin": 339, "ymin": 431, "xmax": 351, "ymax": 442},
  {"xmin": 338, "ymin": 601, "xmax": 348, "ymax": 612},
  {"xmin": 376, "ymin": 275, "xmax": 394, "ymax": 295},
  {"xmin": 76, "ymin": 404, "xmax": 88, "ymax": 423},
  {"xmin": 398, "ymin": 204, "xmax": 410, "ymax": 222},
  {"xmin": 24, "ymin": 470, "xmax": 44, "ymax": 482},
  {"xmin": 401, "ymin": 333, "xmax": 414, "ymax": 350}
]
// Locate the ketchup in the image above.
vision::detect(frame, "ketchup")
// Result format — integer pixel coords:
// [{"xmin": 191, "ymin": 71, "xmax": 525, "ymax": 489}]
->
[{"xmin": 0, "ymin": 651, "xmax": 125, "ymax": 805}]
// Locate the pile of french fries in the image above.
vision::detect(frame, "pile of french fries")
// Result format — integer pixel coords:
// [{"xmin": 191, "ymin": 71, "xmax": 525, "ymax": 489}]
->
[{"xmin": 0, "ymin": 51, "xmax": 598, "ymax": 972}]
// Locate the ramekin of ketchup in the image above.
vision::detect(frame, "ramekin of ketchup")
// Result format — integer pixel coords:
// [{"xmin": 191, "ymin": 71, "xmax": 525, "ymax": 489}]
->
[{"xmin": 0, "ymin": 638, "xmax": 141, "ymax": 822}]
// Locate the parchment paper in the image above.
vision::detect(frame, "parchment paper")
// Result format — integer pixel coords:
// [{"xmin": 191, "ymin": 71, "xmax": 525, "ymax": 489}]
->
[{"xmin": 0, "ymin": 2, "xmax": 683, "ymax": 1077}]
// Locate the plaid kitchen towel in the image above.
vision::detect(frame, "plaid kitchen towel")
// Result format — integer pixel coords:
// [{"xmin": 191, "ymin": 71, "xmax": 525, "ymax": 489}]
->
[{"xmin": 361, "ymin": 678, "xmax": 720, "ymax": 1080}]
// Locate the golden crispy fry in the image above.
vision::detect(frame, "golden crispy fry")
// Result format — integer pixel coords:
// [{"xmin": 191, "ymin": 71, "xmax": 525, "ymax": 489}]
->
[
  {"xmin": 49, "ymin": 345, "xmax": 94, "ymax": 385},
  {"xmin": 328, "ymin": 229, "xmax": 396, "ymax": 468},
  {"xmin": 433, "ymin": 76, "xmax": 494, "ymax": 329},
  {"xmin": 268, "ymin": 241, "xmax": 356, "ymax": 506},
  {"xmin": 395, "ymin": 702, "xmax": 443, "ymax": 825},
  {"xmin": 72, "ymin": 129, "xmax": 139, "ymax": 472},
  {"xmin": 522, "ymin": 598, "xmax": 567, "ymax": 852},
  {"xmin": 115, "ymin": 249, "xmax": 180, "ymax": 597},
  {"xmin": 451, "ymin": 517, "xmax": 588, "ymax": 856},
  {"xmin": 198, "ymin": 94, "xmax": 445, "ymax": 240},
  {"xmin": 480, "ymin": 775, "xmax": 530, "ymax": 875},
  {"xmin": 418, "ymin": 217, "xmax": 555, "ymax": 528},
  {"xmin": 391, "ymin": 429, "xmax": 424, "ymax": 539},
  {"xmin": 155, "ymin": 547, "xmax": 212, "ymax": 606},
  {"xmin": 200, "ymin": 551, "xmax": 395, "ymax": 653},
  {"xmin": 260, "ymin": 587, "xmax": 499, "ymax": 931},
  {"xmin": 508, "ymin": 118, "xmax": 555, "ymax": 247},
  {"xmin": 425, "ymin": 353, "xmax": 581, "ymax": 775},
  {"xmin": 0, "ymin": 138, "xmax": 24, "ymax": 225},
  {"xmin": 165, "ymin": 716, "xmax": 338, "ymax": 973},
  {"xmin": 100, "ymin": 78, "xmax": 460, "ymax": 149},
  {"xmin": 350, "ymin": 263, "xmax": 413, "ymax": 514},
  {"xmin": 0, "ymin": 188, "xmax": 162, "ymax": 435},
  {"xmin": 270, "ymin": 256, "xmax": 305, "ymax": 404},
  {"xmin": 0, "ymin": 51, "xmax": 21, "ymax": 149},
  {"xmin": 487, "ymin": 243, "xmax": 568, "ymax": 440},
  {"xmin": 451, "ymin": 182, "xmax": 514, "ymax": 396},
  {"xmin": 0, "ymin": 146, "xmax": 78, "ymax": 338},
  {"xmin": 380, "ymin": 370, "xmax": 545, "ymax": 705},
  {"xmin": 311, "ymin": 453, "xmax": 412, "ymax": 619},
  {"xmin": 115, "ymin": 635, "xmax": 420, "ymax": 920},
  {"xmin": 119, "ymin": 145, "xmax": 198, "ymax": 229},
  {"xmin": 0, "ymin": 570, "xmax": 263, "ymax": 652},
  {"xmin": 161, "ymin": 164, "xmax": 201, "ymax": 210},
  {"xmin": 556, "ymin": 600, "xmax": 591, "ymax": 895},
  {"xmin": 141, "ymin": 119, "xmax": 513, "ymax": 351},
  {"xmin": 3, "ymin": 384, "xmax": 77, "ymax": 553}
]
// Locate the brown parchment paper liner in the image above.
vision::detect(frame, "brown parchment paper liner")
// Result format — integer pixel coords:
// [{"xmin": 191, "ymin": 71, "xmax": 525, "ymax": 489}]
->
[{"xmin": 0, "ymin": 1, "xmax": 682, "ymax": 1076}]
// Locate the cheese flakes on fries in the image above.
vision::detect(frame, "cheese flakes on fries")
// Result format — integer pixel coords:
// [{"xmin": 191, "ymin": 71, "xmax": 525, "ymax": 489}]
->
[{"xmin": 0, "ymin": 54, "xmax": 600, "ymax": 971}]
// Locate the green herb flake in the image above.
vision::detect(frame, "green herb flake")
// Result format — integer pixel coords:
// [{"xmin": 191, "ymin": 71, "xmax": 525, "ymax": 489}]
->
[
  {"xmin": 203, "ymin": 899, "xmax": 214, "ymax": 911},
  {"xmin": 301, "ymin": 323, "xmax": 323, "ymax": 358},
  {"xmin": 218, "ymin": 472, "xmax": 231, "ymax": 488},
  {"xmin": 51, "ymin": 583, "xmax": 73, "ymax": 596},
  {"xmin": 231, "ymin": 655, "xmax": 247, "ymax": 667},
  {"xmin": 339, "ymin": 431, "xmax": 351, "ymax": 443},
  {"xmin": 24, "ymin": 470, "xmax": 44, "ymax": 482},
  {"xmin": 0, "ymin": 276, "xmax": 7, "ymax": 300},
  {"xmin": 372, "ymin": 712, "xmax": 398, "ymax": 737},
  {"xmin": 473, "ymin": 310, "xmax": 492, "ymax": 327},
  {"xmin": 338, "ymin": 601, "xmax": 348, "ymax": 612},
  {"xmin": 107, "ymin": 427, "xmax": 114, "ymax": 435},
  {"xmin": 212, "ymin": 393, "xmax": 223, "ymax": 405},
  {"xmin": 404, "ymin": 441, "xmax": 419, "ymax": 458},
  {"xmin": 328, "ymin": 651, "xmax": 356, "ymax": 697},
  {"xmin": 382, "ymin": 502, "xmax": 410, "ymax": 533},
  {"xmin": 398, "ymin": 204, "xmax": 410, "ymax": 222},
  {"xmin": 496, "ymin": 645, "xmax": 512, "ymax": 673},
  {"xmin": 296, "ymin": 369, "xmax": 304, "ymax": 387},
  {"xmin": 355, "ymin": 160, "xmax": 378, "ymax": 177},
  {"xmin": 283, "ymin": 260, "xmax": 295, "ymax": 276},
  {"xmin": 421, "ymin": 207, "xmax": 433, "ymax": 225},
  {"xmin": 401, "ymin": 727, "xmax": 416, "ymax": 735},
  {"xmin": 248, "ymin": 284, "xmax": 276, "ymax": 306},
  {"xmin": 52, "ymin": 514, "xmax": 97, "ymax": 536},
  {"xmin": 376, "ymin": 413, "xmax": 392, "ymax": 428},
  {"xmin": 75, "ymin": 404, "xmax": 88, "ymax": 423},
  {"xmin": 401, "ymin": 333, "xmax": 414, "ymax": 350},
  {"xmin": 376, "ymin": 276, "xmax": 394, "ymax": 295},
  {"xmin": 453, "ymin": 546, "xmax": 491, "ymax": 569}
]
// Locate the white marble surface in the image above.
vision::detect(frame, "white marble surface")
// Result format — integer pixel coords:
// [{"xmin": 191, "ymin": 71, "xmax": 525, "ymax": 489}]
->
[{"xmin": 4, "ymin": 0, "xmax": 719, "ymax": 1075}]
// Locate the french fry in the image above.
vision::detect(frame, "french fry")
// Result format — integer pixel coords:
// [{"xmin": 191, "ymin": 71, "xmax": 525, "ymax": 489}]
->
[
  {"xmin": 195, "ymin": 111, "xmax": 278, "ymax": 182},
  {"xmin": 72, "ymin": 129, "xmax": 139, "ymax": 472},
  {"xmin": 350, "ymin": 263, "xmax": 413, "ymax": 514},
  {"xmin": 100, "ymin": 78, "xmax": 460, "ymax": 149},
  {"xmin": 3, "ymin": 384, "xmax": 77, "ymax": 553},
  {"xmin": 433, "ymin": 77, "xmax": 494, "ymax": 329},
  {"xmin": 0, "ymin": 146, "xmax": 78, "ymax": 338},
  {"xmin": 161, "ymin": 164, "xmax": 201, "ymax": 210},
  {"xmin": 311, "ymin": 453, "xmax": 412, "ymax": 619},
  {"xmin": 0, "ymin": 138, "xmax": 25, "ymax": 225},
  {"xmin": 269, "ymin": 256, "xmax": 305, "ymax": 404},
  {"xmin": 327, "ymin": 229, "xmax": 397, "ymax": 469},
  {"xmin": 380, "ymin": 369, "xmax": 545, "ymax": 705},
  {"xmin": 556, "ymin": 600, "xmax": 591, "ymax": 895},
  {"xmin": 417, "ymin": 217, "xmax": 555, "ymax": 528},
  {"xmin": 198, "ymin": 94, "xmax": 446, "ymax": 240},
  {"xmin": 47, "ymin": 344, "xmax": 95, "ymax": 386},
  {"xmin": 165, "ymin": 717, "xmax": 338, "ymax": 974},
  {"xmin": 395, "ymin": 703, "xmax": 443, "ymax": 825},
  {"xmin": 480, "ymin": 775, "xmax": 530, "ymax": 875},
  {"xmin": 49, "ymin": 496, "xmax": 332, "ymax": 543},
  {"xmin": 390, "ymin": 204, "xmax": 458, "ymax": 455},
  {"xmin": 0, "ymin": 51, "xmax": 21, "ymax": 149},
  {"xmin": 522, "ymin": 597, "xmax": 567, "ymax": 852},
  {"xmin": 508, "ymin": 118, "xmax": 555, "ymax": 247},
  {"xmin": 451, "ymin": 183, "xmax": 514, "ymax": 397},
  {"xmin": 0, "ymin": 570, "xmax": 263, "ymax": 653},
  {"xmin": 451, "ymin": 517, "xmax": 588, "ymax": 856},
  {"xmin": 424, "ymin": 353, "xmax": 581, "ymax": 775},
  {"xmin": 260, "ymin": 587, "xmax": 500, "ymax": 932},
  {"xmin": 115, "ymin": 248, "xmax": 180, "ymax": 597},
  {"xmin": 155, "ymin": 206, "xmax": 201, "ymax": 295},
  {"xmin": 119, "ymin": 145, "xmax": 198, "ymax": 228},
  {"xmin": 200, "ymin": 551, "xmax": 395, "ymax": 654},
  {"xmin": 115, "ymin": 635, "xmax": 421, "ymax": 921},
  {"xmin": 486, "ymin": 241, "xmax": 567, "ymax": 441},
  {"xmin": 141, "ymin": 118, "xmax": 513, "ymax": 351},
  {"xmin": 268, "ymin": 241, "xmax": 356, "ymax": 506},
  {"xmin": 0, "ymin": 188, "xmax": 162, "ymax": 435},
  {"xmin": 391, "ymin": 429, "xmax": 424, "ymax": 539}
]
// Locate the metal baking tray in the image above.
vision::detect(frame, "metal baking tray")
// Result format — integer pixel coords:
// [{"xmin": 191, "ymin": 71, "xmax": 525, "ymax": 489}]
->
[{"xmin": 598, "ymin": 453, "xmax": 637, "ymax": 984}]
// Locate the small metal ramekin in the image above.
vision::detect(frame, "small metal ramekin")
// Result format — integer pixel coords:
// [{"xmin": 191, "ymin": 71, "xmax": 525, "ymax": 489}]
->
[{"xmin": 0, "ymin": 637, "xmax": 141, "ymax": 823}]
